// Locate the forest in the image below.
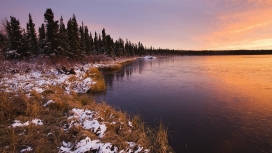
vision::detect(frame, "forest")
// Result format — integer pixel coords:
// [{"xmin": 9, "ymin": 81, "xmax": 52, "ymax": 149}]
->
[
  {"xmin": 0, "ymin": 8, "xmax": 183, "ymax": 60},
  {"xmin": 1, "ymin": 8, "xmax": 271, "ymax": 60}
]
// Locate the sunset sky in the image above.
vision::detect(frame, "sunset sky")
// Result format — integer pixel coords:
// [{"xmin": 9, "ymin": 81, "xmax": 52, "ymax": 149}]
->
[{"xmin": 1, "ymin": 0, "xmax": 272, "ymax": 50}]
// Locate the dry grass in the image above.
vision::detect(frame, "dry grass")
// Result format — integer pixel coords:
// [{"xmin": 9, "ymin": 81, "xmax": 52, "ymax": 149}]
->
[
  {"xmin": 0, "ymin": 57, "xmax": 173, "ymax": 152},
  {"xmin": 85, "ymin": 67, "xmax": 107, "ymax": 93},
  {"xmin": 0, "ymin": 88, "xmax": 173, "ymax": 152},
  {"xmin": 151, "ymin": 123, "xmax": 174, "ymax": 153},
  {"xmin": 99, "ymin": 64, "xmax": 122, "ymax": 72}
]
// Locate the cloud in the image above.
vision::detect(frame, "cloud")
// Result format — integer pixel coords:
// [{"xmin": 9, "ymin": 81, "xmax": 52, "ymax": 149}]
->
[{"xmin": 202, "ymin": 0, "xmax": 272, "ymax": 50}]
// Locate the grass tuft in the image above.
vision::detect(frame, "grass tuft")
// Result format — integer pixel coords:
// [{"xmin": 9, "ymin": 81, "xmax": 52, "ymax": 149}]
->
[{"xmin": 86, "ymin": 68, "xmax": 106, "ymax": 93}]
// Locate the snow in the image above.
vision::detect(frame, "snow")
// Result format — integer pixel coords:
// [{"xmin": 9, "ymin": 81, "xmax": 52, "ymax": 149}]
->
[
  {"xmin": 59, "ymin": 137, "xmax": 117, "ymax": 153},
  {"xmin": 60, "ymin": 137, "xmax": 149, "ymax": 153},
  {"xmin": 128, "ymin": 121, "xmax": 133, "ymax": 127},
  {"xmin": 61, "ymin": 108, "xmax": 149, "ymax": 152},
  {"xmin": 142, "ymin": 56, "xmax": 156, "ymax": 59},
  {"xmin": 1, "ymin": 58, "xmax": 151, "ymax": 152},
  {"xmin": 67, "ymin": 108, "xmax": 106, "ymax": 138},
  {"xmin": 20, "ymin": 146, "xmax": 33, "ymax": 153},
  {"xmin": 43, "ymin": 100, "xmax": 55, "ymax": 107},
  {"xmin": 0, "ymin": 64, "xmax": 95, "ymax": 94},
  {"xmin": 12, "ymin": 119, "xmax": 43, "ymax": 127}
]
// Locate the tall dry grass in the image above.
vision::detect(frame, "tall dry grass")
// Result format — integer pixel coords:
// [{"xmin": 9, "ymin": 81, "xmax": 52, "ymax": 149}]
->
[
  {"xmin": 0, "ymin": 57, "xmax": 173, "ymax": 152},
  {"xmin": 85, "ymin": 67, "xmax": 106, "ymax": 93}
]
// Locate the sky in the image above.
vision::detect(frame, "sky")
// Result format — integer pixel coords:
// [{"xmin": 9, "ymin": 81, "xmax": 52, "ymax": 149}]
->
[{"xmin": 1, "ymin": 0, "xmax": 272, "ymax": 50}]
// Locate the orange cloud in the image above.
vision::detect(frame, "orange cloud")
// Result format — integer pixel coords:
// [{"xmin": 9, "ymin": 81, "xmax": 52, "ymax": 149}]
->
[{"xmin": 202, "ymin": 1, "xmax": 272, "ymax": 50}]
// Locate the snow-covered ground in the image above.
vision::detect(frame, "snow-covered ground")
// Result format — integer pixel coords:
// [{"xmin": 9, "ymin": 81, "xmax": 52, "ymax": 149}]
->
[
  {"xmin": 142, "ymin": 56, "xmax": 156, "ymax": 59},
  {"xmin": 3, "ymin": 58, "xmax": 151, "ymax": 153},
  {"xmin": 0, "ymin": 62, "xmax": 121, "ymax": 94},
  {"xmin": 11, "ymin": 119, "xmax": 43, "ymax": 128},
  {"xmin": 59, "ymin": 108, "xmax": 149, "ymax": 153}
]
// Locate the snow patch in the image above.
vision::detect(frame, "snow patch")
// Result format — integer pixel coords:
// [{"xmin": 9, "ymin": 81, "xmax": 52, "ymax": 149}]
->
[
  {"xmin": 20, "ymin": 146, "xmax": 33, "ymax": 153},
  {"xmin": 43, "ymin": 100, "xmax": 55, "ymax": 107},
  {"xmin": 0, "ymin": 64, "xmax": 96, "ymax": 94},
  {"xmin": 67, "ymin": 108, "xmax": 107, "ymax": 138},
  {"xmin": 59, "ymin": 137, "xmax": 117, "ymax": 153},
  {"xmin": 142, "ymin": 56, "xmax": 156, "ymax": 59},
  {"xmin": 12, "ymin": 119, "xmax": 43, "ymax": 128},
  {"xmin": 128, "ymin": 121, "xmax": 133, "ymax": 127}
]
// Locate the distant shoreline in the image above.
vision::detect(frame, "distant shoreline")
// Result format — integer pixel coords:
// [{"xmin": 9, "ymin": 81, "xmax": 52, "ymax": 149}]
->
[{"xmin": 176, "ymin": 50, "xmax": 272, "ymax": 55}]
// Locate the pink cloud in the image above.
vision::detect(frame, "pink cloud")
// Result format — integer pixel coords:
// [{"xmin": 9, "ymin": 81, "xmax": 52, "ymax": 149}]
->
[{"xmin": 201, "ymin": 0, "xmax": 272, "ymax": 49}]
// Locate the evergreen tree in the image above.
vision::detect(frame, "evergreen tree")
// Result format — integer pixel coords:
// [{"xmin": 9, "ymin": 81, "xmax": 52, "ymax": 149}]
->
[
  {"xmin": 106, "ymin": 35, "xmax": 113, "ymax": 57},
  {"xmin": 5, "ymin": 16, "xmax": 24, "ymax": 59},
  {"xmin": 26, "ymin": 14, "xmax": 38, "ymax": 56},
  {"xmin": 44, "ymin": 8, "xmax": 59, "ymax": 56},
  {"xmin": 58, "ymin": 16, "xmax": 69, "ymax": 56},
  {"xmin": 89, "ymin": 31, "xmax": 94, "ymax": 54},
  {"xmin": 79, "ymin": 22, "xmax": 86, "ymax": 55},
  {"xmin": 38, "ymin": 23, "xmax": 46, "ymax": 54},
  {"xmin": 114, "ymin": 40, "xmax": 119, "ymax": 56},
  {"xmin": 21, "ymin": 29, "xmax": 31, "ymax": 58},
  {"xmin": 84, "ymin": 26, "xmax": 90, "ymax": 54},
  {"xmin": 117, "ymin": 38, "xmax": 124, "ymax": 56},
  {"xmin": 0, "ymin": 33, "xmax": 6, "ymax": 57},
  {"xmin": 102, "ymin": 28, "xmax": 106, "ymax": 53},
  {"xmin": 98, "ymin": 34, "xmax": 102, "ymax": 54},
  {"xmin": 93, "ymin": 31, "xmax": 98, "ymax": 54},
  {"xmin": 67, "ymin": 14, "xmax": 80, "ymax": 58}
]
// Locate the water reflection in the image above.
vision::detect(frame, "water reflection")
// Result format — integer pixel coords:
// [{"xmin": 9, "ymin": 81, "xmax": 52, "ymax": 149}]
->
[{"xmin": 96, "ymin": 55, "xmax": 272, "ymax": 153}]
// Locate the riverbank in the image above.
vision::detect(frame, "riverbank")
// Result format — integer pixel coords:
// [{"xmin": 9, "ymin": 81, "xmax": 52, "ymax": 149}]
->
[{"xmin": 0, "ymin": 55, "xmax": 173, "ymax": 153}]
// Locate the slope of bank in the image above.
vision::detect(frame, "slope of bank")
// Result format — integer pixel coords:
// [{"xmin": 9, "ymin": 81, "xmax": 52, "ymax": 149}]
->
[{"xmin": 0, "ymin": 56, "xmax": 173, "ymax": 153}]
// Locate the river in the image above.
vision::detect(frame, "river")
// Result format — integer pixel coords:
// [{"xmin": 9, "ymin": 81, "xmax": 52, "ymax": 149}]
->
[{"xmin": 95, "ymin": 55, "xmax": 272, "ymax": 153}]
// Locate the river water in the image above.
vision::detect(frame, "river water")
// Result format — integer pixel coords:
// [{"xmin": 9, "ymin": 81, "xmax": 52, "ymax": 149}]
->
[{"xmin": 95, "ymin": 55, "xmax": 272, "ymax": 153}]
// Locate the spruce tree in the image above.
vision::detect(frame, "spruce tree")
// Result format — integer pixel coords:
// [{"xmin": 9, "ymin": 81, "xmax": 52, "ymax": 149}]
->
[
  {"xmin": 114, "ymin": 40, "xmax": 119, "ymax": 57},
  {"xmin": 44, "ymin": 8, "xmax": 59, "ymax": 56},
  {"xmin": 79, "ymin": 22, "xmax": 86, "ymax": 55},
  {"xmin": 93, "ymin": 31, "xmax": 98, "ymax": 54},
  {"xmin": 67, "ymin": 14, "xmax": 80, "ymax": 58},
  {"xmin": 0, "ymin": 33, "xmax": 6, "ymax": 57},
  {"xmin": 59, "ymin": 16, "xmax": 69, "ymax": 56},
  {"xmin": 98, "ymin": 34, "xmax": 102, "ymax": 54},
  {"xmin": 26, "ymin": 14, "xmax": 38, "ymax": 56},
  {"xmin": 117, "ymin": 38, "xmax": 124, "ymax": 56},
  {"xmin": 38, "ymin": 23, "xmax": 46, "ymax": 54},
  {"xmin": 5, "ymin": 16, "xmax": 24, "ymax": 59},
  {"xmin": 106, "ymin": 35, "xmax": 113, "ymax": 57},
  {"xmin": 21, "ymin": 29, "xmax": 31, "ymax": 58},
  {"xmin": 84, "ymin": 26, "xmax": 90, "ymax": 54},
  {"xmin": 102, "ymin": 28, "xmax": 106, "ymax": 53},
  {"xmin": 89, "ymin": 31, "xmax": 94, "ymax": 54}
]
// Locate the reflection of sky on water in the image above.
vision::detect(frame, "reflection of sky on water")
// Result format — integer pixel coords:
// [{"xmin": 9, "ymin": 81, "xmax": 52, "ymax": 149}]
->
[{"xmin": 96, "ymin": 55, "xmax": 272, "ymax": 153}]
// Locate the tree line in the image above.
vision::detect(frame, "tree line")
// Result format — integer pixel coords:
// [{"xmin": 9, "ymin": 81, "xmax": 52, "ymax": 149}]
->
[{"xmin": 0, "ymin": 8, "xmax": 182, "ymax": 60}]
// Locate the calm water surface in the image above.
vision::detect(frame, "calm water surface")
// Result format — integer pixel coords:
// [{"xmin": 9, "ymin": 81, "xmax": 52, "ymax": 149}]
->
[{"xmin": 95, "ymin": 55, "xmax": 272, "ymax": 153}]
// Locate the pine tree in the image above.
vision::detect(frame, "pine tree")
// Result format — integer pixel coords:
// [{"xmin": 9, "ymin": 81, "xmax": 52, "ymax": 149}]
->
[
  {"xmin": 0, "ymin": 33, "xmax": 6, "ymax": 57},
  {"xmin": 114, "ymin": 40, "xmax": 119, "ymax": 57},
  {"xmin": 93, "ymin": 31, "xmax": 98, "ymax": 54},
  {"xmin": 89, "ymin": 31, "xmax": 94, "ymax": 54},
  {"xmin": 84, "ymin": 26, "xmax": 90, "ymax": 54},
  {"xmin": 5, "ymin": 16, "xmax": 24, "ymax": 59},
  {"xmin": 102, "ymin": 28, "xmax": 106, "ymax": 53},
  {"xmin": 38, "ymin": 23, "xmax": 46, "ymax": 54},
  {"xmin": 79, "ymin": 22, "xmax": 86, "ymax": 55},
  {"xmin": 58, "ymin": 16, "xmax": 69, "ymax": 56},
  {"xmin": 21, "ymin": 29, "xmax": 31, "ymax": 58},
  {"xmin": 98, "ymin": 34, "xmax": 102, "ymax": 54},
  {"xmin": 106, "ymin": 35, "xmax": 113, "ymax": 57},
  {"xmin": 67, "ymin": 14, "xmax": 80, "ymax": 58},
  {"xmin": 44, "ymin": 8, "xmax": 59, "ymax": 56},
  {"xmin": 26, "ymin": 14, "xmax": 38, "ymax": 56},
  {"xmin": 117, "ymin": 38, "xmax": 124, "ymax": 56}
]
